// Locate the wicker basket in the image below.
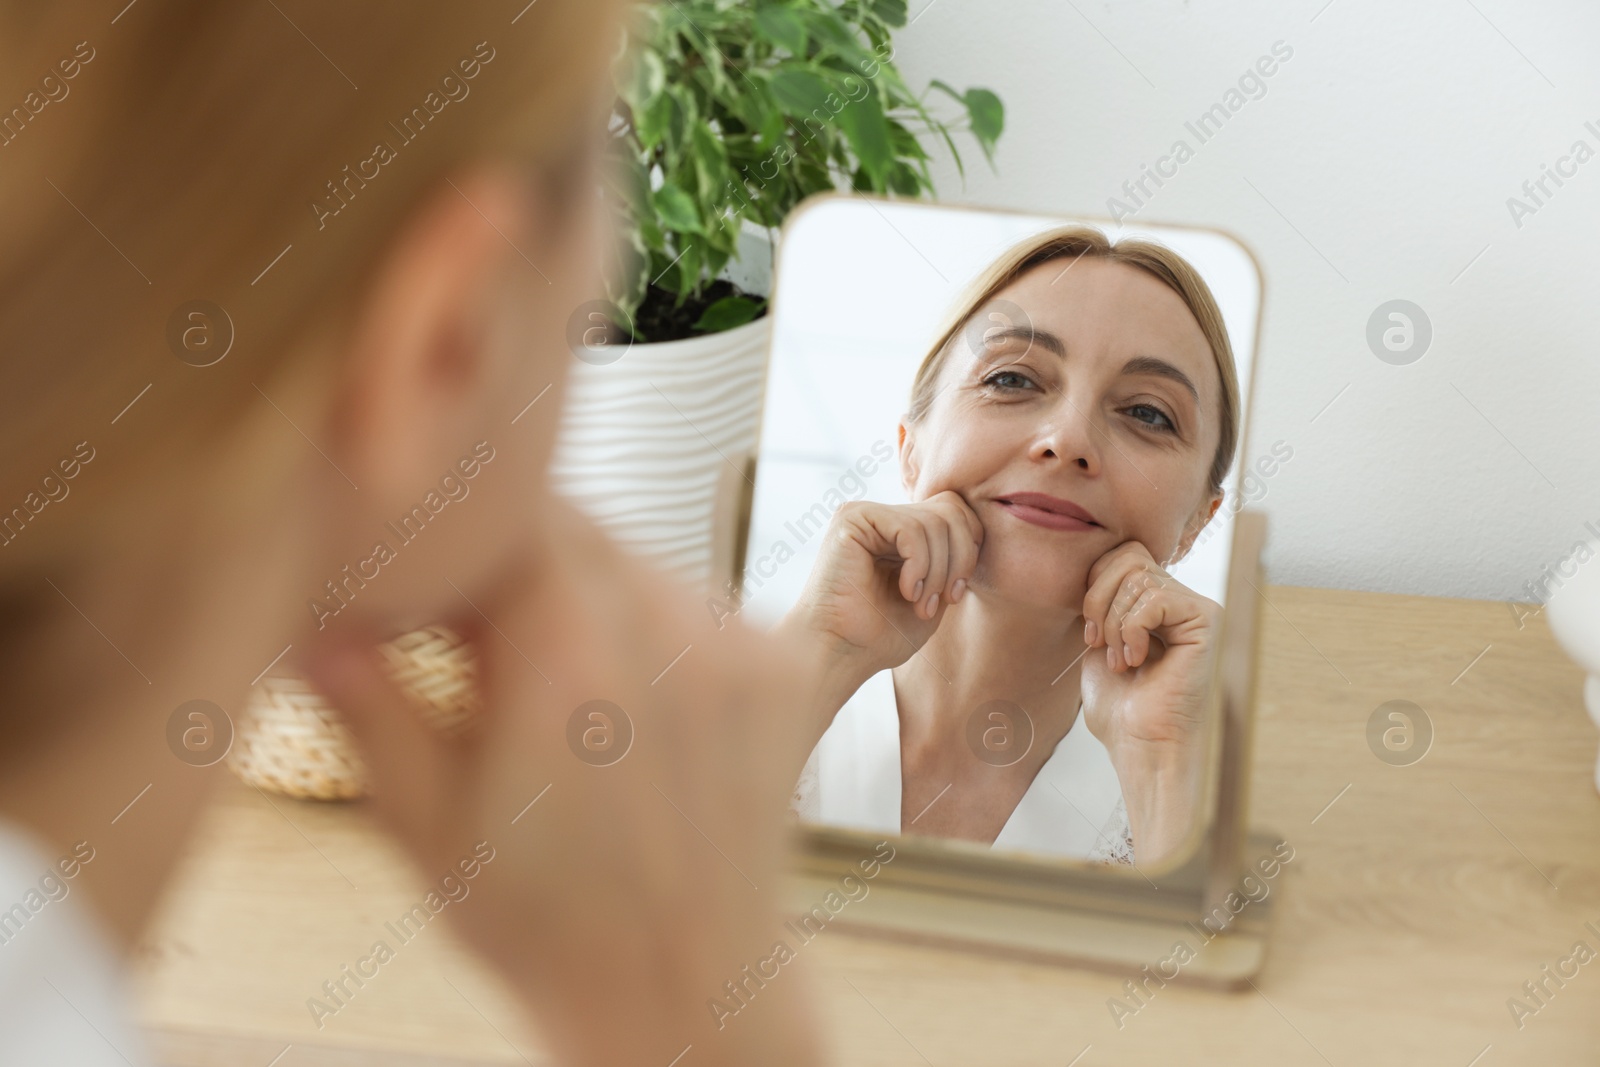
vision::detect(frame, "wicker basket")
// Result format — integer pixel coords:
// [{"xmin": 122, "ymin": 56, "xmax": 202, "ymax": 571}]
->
[{"xmin": 229, "ymin": 625, "xmax": 477, "ymax": 800}]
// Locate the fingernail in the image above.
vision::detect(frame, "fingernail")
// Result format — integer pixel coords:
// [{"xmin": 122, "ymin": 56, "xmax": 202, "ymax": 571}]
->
[
  {"xmin": 1106, "ymin": 645, "xmax": 1118, "ymax": 670},
  {"xmin": 913, "ymin": 579, "xmax": 924, "ymax": 600},
  {"xmin": 926, "ymin": 593, "xmax": 939, "ymax": 616},
  {"xmin": 1123, "ymin": 642, "xmax": 1132, "ymax": 665},
  {"xmin": 952, "ymin": 578, "xmax": 966, "ymax": 602},
  {"xmin": 1085, "ymin": 619, "xmax": 1099, "ymax": 646}
]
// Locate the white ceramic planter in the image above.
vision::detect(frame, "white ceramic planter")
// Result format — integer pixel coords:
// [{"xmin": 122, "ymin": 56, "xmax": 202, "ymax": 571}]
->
[{"xmin": 548, "ymin": 225, "xmax": 775, "ymax": 593}]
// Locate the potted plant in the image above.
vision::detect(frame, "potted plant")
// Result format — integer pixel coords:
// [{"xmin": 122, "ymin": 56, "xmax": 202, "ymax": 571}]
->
[
  {"xmin": 550, "ymin": 0, "xmax": 1005, "ymax": 589},
  {"xmin": 606, "ymin": 0, "xmax": 1005, "ymax": 340}
]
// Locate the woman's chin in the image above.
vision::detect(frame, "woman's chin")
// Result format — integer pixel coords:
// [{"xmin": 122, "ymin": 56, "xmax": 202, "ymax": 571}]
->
[{"xmin": 971, "ymin": 555, "xmax": 1087, "ymax": 615}]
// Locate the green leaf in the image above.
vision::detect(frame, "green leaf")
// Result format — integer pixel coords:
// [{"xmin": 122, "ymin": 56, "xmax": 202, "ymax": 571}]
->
[
  {"xmin": 694, "ymin": 295, "xmax": 763, "ymax": 333},
  {"xmin": 755, "ymin": 5, "xmax": 808, "ymax": 56},
  {"xmin": 836, "ymin": 82, "xmax": 892, "ymax": 183},
  {"xmin": 605, "ymin": 145, "xmax": 653, "ymax": 214},
  {"xmin": 868, "ymin": 0, "xmax": 908, "ymax": 27},
  {"xmin": 802, "ymin": 8, "xmax": 873, "ymax": 67},
  {"xmin": 624, "ymin": 48, "xmax": 666, "ymax": 111},
  {"xmin": 700, "ymin": 206, "xmax": 739, "ymax": 256},
  {"xmin": 637, "ymin": 213, "xmax": 665, "ymax": 253},
  {"xmin": 668, "ymin": 11, "xmax": 732, "ymax": 97},
  {"xmin": 649, "ymin": 233, "xmax": 703, "ymax": 299},
  {"xmin": 757, "ymin": 104, "xmax": 785, "ymax": 147},
  {"xmin": 652, "ymin": 182, "xmax": 704, "ymax": 236},
  {"xmin": 795, "ymin": 154, "xmax": 831, "ymax": 193},
  {"xmin": 665, "ymin": 84, "xmax": 697, "ymax": 162},
  {"xmin": 964, "ymin": 87, "xmax": 1005, "ymax": 160},
  {"xmin": 652, "ymin": 239, "xmax": 696, "ymax": 297},
  {"xmin": 690, "ymin": 122, "xmax": 730, "ymax": 199},
  {"xmin": 635, "ymin": 90, "xmax": 674, "ymax": 151},
  {"xmin": 768, "ymin": 68, "xmax": 832, "ymax": 118},
  {"xmin": 674, "ymin": 239, "xmax": 703, "ymax": 295},
  {"xmin": 887, "ymin": 160, "xmax": 922, "ymax": 195},
  {"xmin": 887, "ymin": 119, "xmax": 928, "ymax": 160},
  {"xmin": 871, "ymin": 63, "xmax": 917, "ymax": 110},
  {"xmin": 703, "ymin": 244, "xmax": 731, "ymax": 281},
  {"xmin": 714, "ymin": 71, "xmax": 778, "ymax": 146}
]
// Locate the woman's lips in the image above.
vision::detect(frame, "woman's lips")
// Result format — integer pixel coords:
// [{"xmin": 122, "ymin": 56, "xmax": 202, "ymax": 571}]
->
[{"xmin": 993, "ymin": 493, "xmax": 1101, "ymax": 532}]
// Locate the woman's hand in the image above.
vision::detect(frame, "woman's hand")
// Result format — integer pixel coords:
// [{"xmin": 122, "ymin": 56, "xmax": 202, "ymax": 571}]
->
[
  {"xmin": 774, "ymin": 492, "xmax": 984, "ymax": 735},
  {"xmin": 303, "ymin": 498, "xmax": 821, "ymax": 1067},
  {"xmin": 1079, "ymin": 540, "xmax": 1221, "ymax": 864}
]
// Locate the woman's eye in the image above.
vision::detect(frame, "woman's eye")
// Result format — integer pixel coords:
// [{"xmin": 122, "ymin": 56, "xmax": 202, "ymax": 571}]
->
[
  {"xmin": 1126, "ymin": 403, "xmax": 1176, "ymax": 433},
  {"xmin": 980, "ymin": 370, "xmax": 1037, "ymax": 392}
]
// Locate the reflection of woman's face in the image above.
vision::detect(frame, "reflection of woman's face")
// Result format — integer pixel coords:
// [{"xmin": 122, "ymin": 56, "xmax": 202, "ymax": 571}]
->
[{"xmin": 900, "ymin": 257, "xmax": 1224, "ymax": 613}]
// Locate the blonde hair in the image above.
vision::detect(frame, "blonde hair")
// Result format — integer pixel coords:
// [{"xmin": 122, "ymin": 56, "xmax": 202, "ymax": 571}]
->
[
  {"xmin": 0, "ymin": 1, "xmax": 621, "ymax": 564},
  {"xmin": 907, "ymin": 226, "xmax": 1241, "ymax": 497}
]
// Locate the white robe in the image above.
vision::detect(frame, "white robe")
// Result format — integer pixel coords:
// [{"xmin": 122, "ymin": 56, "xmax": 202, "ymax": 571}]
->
[
  {"xmin": 791, "ymin": 669, "xmax": 1134, "ymax": 863},
  {"xmin": 0, "ymin": 818, "xmax": 154, "ymax": 1065}
]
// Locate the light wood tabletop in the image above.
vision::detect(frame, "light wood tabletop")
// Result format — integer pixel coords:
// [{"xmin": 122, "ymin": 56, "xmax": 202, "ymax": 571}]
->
[{"xmin": 131, "ymin": 585, "xmax": 1600, "ymax": 1066}]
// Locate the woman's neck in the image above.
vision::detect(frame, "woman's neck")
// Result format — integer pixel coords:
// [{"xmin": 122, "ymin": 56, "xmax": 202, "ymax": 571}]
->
[{"xmin": 892, "ymin": 588, "xmax": 1086, "ymax": 752}]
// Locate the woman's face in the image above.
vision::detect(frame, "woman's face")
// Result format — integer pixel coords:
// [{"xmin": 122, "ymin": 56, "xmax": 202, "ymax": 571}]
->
[{"xmin": 899, "ymin": 256, "xmax": 1225, "ymax": 614}]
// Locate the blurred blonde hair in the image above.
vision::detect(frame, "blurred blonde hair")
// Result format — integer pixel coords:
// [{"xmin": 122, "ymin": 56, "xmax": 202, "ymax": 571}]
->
[
  {"xmin": 907, "ymin": 225, "xmax": 1241, "ymax": 498},
  {"xmin": 0, "ymin": 1, "xmax": 622, "ymax": 567}
]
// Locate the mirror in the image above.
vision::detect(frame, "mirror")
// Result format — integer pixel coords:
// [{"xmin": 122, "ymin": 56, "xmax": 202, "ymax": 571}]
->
[{"xmin": 738, "ymin": 196, "xmax": 1264, "ymax": 879}]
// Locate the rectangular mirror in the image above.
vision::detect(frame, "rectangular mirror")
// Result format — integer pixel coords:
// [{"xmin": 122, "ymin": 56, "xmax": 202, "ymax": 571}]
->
[{"xmin": 729, "ymin": 194, "xmax": 1281, "ymax": 979}]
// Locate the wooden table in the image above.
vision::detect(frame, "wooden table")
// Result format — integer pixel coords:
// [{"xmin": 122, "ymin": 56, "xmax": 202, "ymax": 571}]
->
[{"xmin": 132, "ymin": 586, "xmax": 1600, "ymax": 1066}]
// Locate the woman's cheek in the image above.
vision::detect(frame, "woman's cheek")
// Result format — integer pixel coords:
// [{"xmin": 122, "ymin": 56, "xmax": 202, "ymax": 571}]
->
[{"xmin": 1111, "ymin": 487, "xmax": 1181, "ymax": 564}]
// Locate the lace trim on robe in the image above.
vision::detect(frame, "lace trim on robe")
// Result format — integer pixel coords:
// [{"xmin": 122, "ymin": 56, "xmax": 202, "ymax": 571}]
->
[
  {"xmin": 1085, "ymin": 796, "xmax": 1136, "ymax": 866},
  {"xmin": 790, "ymin": 746, "xmax": 821, "ymax": 823}
]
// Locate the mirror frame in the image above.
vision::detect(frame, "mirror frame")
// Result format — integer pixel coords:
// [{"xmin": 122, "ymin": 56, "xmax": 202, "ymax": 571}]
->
[{"xmin": 716, "ymin": 194, "xmax": 1283, "ymax": 984}]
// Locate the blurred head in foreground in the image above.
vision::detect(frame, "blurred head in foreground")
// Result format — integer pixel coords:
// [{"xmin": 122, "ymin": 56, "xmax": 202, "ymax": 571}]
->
[{"xmin": 0, "ymin": 0, "xmax": 624, "ymax": 934}]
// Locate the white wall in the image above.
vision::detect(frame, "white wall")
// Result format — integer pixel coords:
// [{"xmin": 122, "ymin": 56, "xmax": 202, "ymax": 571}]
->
[{"xmin": 891, "ymin": 0, "xmax": 1600, "ymax": 603}]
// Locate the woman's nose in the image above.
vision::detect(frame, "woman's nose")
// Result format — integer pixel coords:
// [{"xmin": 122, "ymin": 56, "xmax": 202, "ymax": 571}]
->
[{"xmin": 1031, "ymin": 393, "xmax": 1102, "ymax": 474}]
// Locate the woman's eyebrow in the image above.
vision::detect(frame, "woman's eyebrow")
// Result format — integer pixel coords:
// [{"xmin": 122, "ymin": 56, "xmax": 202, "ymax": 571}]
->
[
  {"xmin": 1122, "ymin": 355, "xmax": 1199, "ymax": 404},
  {"xmin": 979, "ymin": 324, "xmax": 1065, "ymax": 358},
  {"xmin": 978, "ymin": 328, "xmax": 1199, "ymax": 403}
]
